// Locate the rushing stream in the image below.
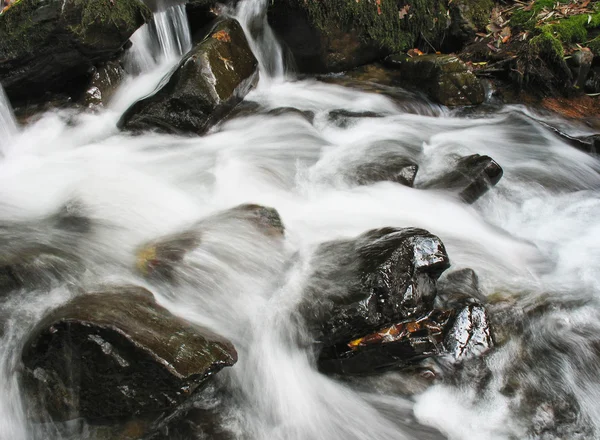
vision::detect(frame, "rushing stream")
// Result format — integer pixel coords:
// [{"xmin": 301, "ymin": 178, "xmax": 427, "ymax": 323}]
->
[{"xmin": 1, "ymin": 1, "xmax": 600, "ymax": 439}]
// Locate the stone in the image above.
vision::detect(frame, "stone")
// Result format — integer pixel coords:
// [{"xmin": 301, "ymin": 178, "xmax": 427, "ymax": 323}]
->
[
  {"xmin": 82, "ymin": 60, "xmax": 126, "ymax": 108},
  {"xmin": 384, "ymin": 54, "xmax": 485, "ymax": 106},
  {"xmin": 567, "ymin": 48, "xmax": 594, "ymax": 90},
  {"xmin": 0, "ymin": 0, "xmax": 151, "ymax": 100},
  {"xmin": 21, "ymin": 285, "xmax": 237, "ymax": 422},
  {"xmin": 436, "ymin": 268, "xmax": 487, "ymax": 309},
  {"xmin": 446, "ymin": 0, "xmax": 493, "ymax": 51},
  {"xmin": 300, "ymin": 227, "xmax": 451, "ymax": 373},
  {"xmin": 119, "ymin": 19, "xmax": 258, "ymax": 135},
  {"xmin": 136, "ymin": 204, "xmax": 284, "ymax": 280},
  {"xmin": 419, "ymin": 154, "xmax": 503, "ymax": 203},
  {"xmin": 444, "ymin": 304, "xmax": 493, "ymax": 361}
]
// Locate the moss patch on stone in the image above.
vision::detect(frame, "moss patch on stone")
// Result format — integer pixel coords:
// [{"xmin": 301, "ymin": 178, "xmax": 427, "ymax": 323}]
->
[
  {"xmin": 0, "ymin": 0, "xmax": 56, "ymax": 57},
  {"xmin": 295, "ymin": 0, "xmax": 449, "ymax": 52}
]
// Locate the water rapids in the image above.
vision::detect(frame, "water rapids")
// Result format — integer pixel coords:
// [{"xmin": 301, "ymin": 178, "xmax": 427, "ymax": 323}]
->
[{"xmin": 0, "ymin": 1, "xmax": 600, "ymax": 439}]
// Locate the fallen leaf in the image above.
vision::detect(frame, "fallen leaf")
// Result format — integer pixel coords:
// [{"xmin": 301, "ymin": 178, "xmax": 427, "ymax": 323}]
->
[
  {"xmin": 399, "ymin": 4, "xmax": 410, "ymax": 19},
  {"xmin": 212, "ymin": 30, "xmax": 231, "ymax": 43}
]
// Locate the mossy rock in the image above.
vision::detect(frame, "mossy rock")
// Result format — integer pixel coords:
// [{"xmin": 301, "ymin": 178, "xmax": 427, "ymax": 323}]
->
[
  {"xmin": 119, "ymin": 18, "xmax": 258, "ymax": 135},
  {"xmin": 267, "ymin": 0, "xmax": 451, "ymax": 73},
  {"xmin": 21, "ymin": 285, "xmax": 237, "ymax": 422},
  {"xmin": 385, "ymin": 54, "xmax": 485, "ymax": 106},
  {"xmin": 0, "ymin": 0, "xmax": 150, "ymax": 100},
  {"xmin": 447, "ymin": 0, "xmax": 493, "ymax": 49}
]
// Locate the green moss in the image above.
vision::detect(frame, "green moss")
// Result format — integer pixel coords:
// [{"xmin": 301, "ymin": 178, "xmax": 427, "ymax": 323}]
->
[
  {"xmin": 542, "ymin": 11, "xmax": 600, "ymax": 44},
  {"xmin": 530, "ymin": 30, "xmax": 564, "ymax": 60},
  {"xmin": 0, "ymin": 0, "xmax": 55, "ymax": 56},
  {"xmin": 464, "ymin": 0, "xmax": 494, "ymax": 30},
  {"xmin": 298, "ymin": 0, "xmax": 449, "ymax": 52},
  {"xmin": 67, "ymin": 0, "xmax": 151, "ymax": 47}
]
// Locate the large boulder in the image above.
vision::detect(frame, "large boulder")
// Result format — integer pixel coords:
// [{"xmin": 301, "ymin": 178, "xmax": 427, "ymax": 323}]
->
[
  {"xmin": 300, "ymin": 227, "xmax": 451, "ymax": 374},
  {"xmin": 0, "ymin": 0, "xmax": 151, "ymax": 100},
  {"xmin": 384, "ymin": 53, "xmax": 485, "ymax": 106},
  {"xmin": 119, "ymin": 18, "xmax": 258, "ymax": 135},
  {"xmin": 21, "ymin": 286, "xmax": 237, "ymax": 421},
  {"xmin": 419, "ymin": 154, "xmax": 503, "ymax": 203},
  {"xmin": 267, "ymin": 0, "xmax": 450, "ymax": 73}
]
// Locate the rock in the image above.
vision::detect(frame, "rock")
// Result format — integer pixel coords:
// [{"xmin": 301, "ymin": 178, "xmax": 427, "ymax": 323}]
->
[
  {"xmin": 446, "ymin": 0, "xmax": 493, "ymax": 51},
  {"xmin": 267, "ymin": 0, "xmax": 450, "ymax": 74},
  {"xmin": 136, "ymin": 204, "xmax": 284, "ymax": 280},
  {"xmin": 384, "ymin": 54, "xmax": 485, "ymax": 106},
  {"xmin": 444, "ymin": 304, "xmax": 493, "ymax": 361},
  {"xmin": 327, "ymin": 109, "xmax": 383, "ymax": 128},
  {"xmin": 0, "ymin": 0, "xmax": 151, "ymax": 100},
  {"xmin": 82, "ymin": 60, "xmax": 126, "ymax": 109},
  {"xmin": 351, "ymin": 156, "xmax": 418, "ymax": 188},
  {"xmin": 567, "ymin": 48, "xmax": 594, "ymax": 90},
  {"xmin": 300, "ymin": 227, "xmax": 451, "ymax": 374},
  {"xmin": 21, "ymin": 286, "xmax": 237, "ymax": 422},
  {"xmin": 419, "ymin": 154, "xmax": 503, "ymax": 203},
  {"xmin": 119, "ymin": 19, "xmax": 258, "ymax": 135},
  {"xmin": 436, "ymin": 268, "xmax": 487, "ymax": 309}
]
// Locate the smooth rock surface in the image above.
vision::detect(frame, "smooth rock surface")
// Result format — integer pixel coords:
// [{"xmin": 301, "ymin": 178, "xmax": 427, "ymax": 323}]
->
[
  {"xmin": 0, "ymin": 0, "xmax": 150, "ymax": 99},
  {"xmin": 21, "ymin": 286, "xmax": 237, "ymax": 421},
  {"xmin": 120, "ymin": 18, "xmax": 258, "ymax": 135},
  {"xmin": 384, "ymin": 54, "xmax": 485, "ymax": 106}
]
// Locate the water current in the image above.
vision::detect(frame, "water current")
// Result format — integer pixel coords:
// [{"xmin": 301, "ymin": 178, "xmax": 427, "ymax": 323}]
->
[{"xmin": 1, "ymin": 1, "xmax": 600, "ymax": 439}]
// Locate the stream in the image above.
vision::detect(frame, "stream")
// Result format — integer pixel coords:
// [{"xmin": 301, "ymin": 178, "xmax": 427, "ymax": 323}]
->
[{"xmin": 1, "ymin": 1, "xmax": 600, "ymax": 439}]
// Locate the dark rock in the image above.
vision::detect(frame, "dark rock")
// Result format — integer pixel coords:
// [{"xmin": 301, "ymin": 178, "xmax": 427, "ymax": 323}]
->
[
  {"xmin": 327, "ymin": 109, "xmax": 383, "ymax": 128},
  {"xmin": 300, "ymin": 227, "xmax": 450, "ymax": 373},
  {"xmin": 444, "ymin": 304, "xmax": 493, "ymax": 361},
  {"xmin": 119, "ymin": 19, "xmax": 258, "ymax": 135},
  {"xmin": 384, "ymin": 54, "xmax": 485, "ymax": 106},
  {"xmin": 21, "ymin": 285, "xmax": 237, "ymax": 422},
  {"xmin": 567, "ymin": 48, "xmax": 594, "ymax": 90},
  {"xmin": 82, "ymin": 60, "xmax": 126, "ymax": 109},
  {"xmin": 446, "ymin": 0, "xmax": 493, "ymax": 51},
  {"xmin": 352, "ymin": 157, "xmax": 418, "ymax": 188},
  {"xmin": 266, "ymin": 107, "xmax": 315, "ymax": 124},
  {"xmin": 136, "ymin": 203, "xmax": 284, "ymax": 280},
  {"xmin": 318, "ymin": 310, "xmax": 452, "ymax": 375},
  {"xmin": 419, "ymin": 154, "xmax": 503, "ymax": 203},
  {"xmin": 0, "ymin": 0, "xmax": 151, "ymax": 100},
  {"xmin": 436, "ymin": 268, "xmax": 487, "ymax": 309},
  {"xmin": 267, "ymin": 0, "xmax": 450, "ymax": 74}
]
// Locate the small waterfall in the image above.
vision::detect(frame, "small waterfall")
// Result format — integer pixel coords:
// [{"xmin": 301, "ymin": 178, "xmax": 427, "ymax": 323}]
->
[
  {"xmin": 125, "ymin": 0, "xmax": 192, "ymax": 75},
  {"xmin": 0, "ymin": 85, "xmax": 17, "ymax": 152},
  {"xmin": 234, "ymin": 0, "xmax": 287, "ymax": 81}
]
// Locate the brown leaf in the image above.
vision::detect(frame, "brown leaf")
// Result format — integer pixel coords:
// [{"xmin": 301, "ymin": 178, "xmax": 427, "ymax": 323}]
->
[{"xmin": 399, "ymin": 4, "xmax": 410, "ymax": 19}]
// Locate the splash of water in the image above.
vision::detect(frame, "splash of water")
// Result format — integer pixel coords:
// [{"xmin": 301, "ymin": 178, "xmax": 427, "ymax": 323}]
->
[{"xmin": 0, "ymin": 84, "xmax": 17, "ymax": 152}]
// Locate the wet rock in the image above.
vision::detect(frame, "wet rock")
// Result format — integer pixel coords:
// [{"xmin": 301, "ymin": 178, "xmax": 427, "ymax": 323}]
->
[
  {"xmin": 82, "ymin": 61, "xmax": 126, "ymax": 109},
  {"xmin": 267, "ymin": 0, "xmax": 450, "ymax": 74},
  {"xmin": 444, "ymin": 304, "xmax": 493, "ymax": 361},
  {"xmin": 419, "ymin": 154, "xmax": 503, "ymax": 203},
  {"xmin": 136, "ymin": 203, "xmax": 284, "ymax": 280},
  {"xmin": 318, "ymin": 310, "xmax": 452, "ymax": 375},
  {"xmin": 0, "ymin": 0, "xmax": 151, "ymax": 100},
  {"xmin": 300, "ymin": 227, "xmax": 451, "ymax": 374},
  {"xmin": 327, "ymin": 109, "xmax": 383, "ymax": 128},
  {"xmin": 266, "ymin": 107, "xmax": 315, "ymax": 124},
  {"xmin": 436, "ymin": 268, "xmax": 487, "ymax": 309},
  {"xmin": 384, "ymin": 54, "xmax": 485, "ymax": 106},
  {"xmin": 21, "ymin": 285, "xmax": 237, "ymax": 422},
  {"xmin": 120, "ymin": 19, "xmax": 258, "ymax": 135},
  {"xmin": 0, "ymin": 248, "xmax": 83, "ymax": 296},
  {"xmin": 567, "ymin": 48, "xmax": 594, "ymax": 90},
  {"xmin": 352, "ymin": 157, "xmax": 418, "ymax": 188}
]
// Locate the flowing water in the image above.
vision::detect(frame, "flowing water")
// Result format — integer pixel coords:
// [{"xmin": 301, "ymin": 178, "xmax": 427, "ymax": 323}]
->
[{"xmin": 1, "ymin": 1, "xmax": 600, "ymax": 439}]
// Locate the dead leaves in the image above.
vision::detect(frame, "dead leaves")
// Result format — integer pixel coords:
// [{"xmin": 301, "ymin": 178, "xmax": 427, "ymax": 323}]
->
[
  {"xmin": 212, "ymin": 30, "xmax": 231, "ymax": 43},
  {"xmin": 399, "ymin": 4, "xmax": 410, "ymax": 19}
]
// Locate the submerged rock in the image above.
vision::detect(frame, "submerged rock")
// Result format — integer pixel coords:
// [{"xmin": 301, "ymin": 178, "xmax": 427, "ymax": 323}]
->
[
  {"xmin": 136, "ymin": 204, "xmax": 284, "ymax": 280},
  {"xmin": 384, "ymin": 54, "xmax": 485, "ymax": 106},
  {"xmin": 419, "ymin": 154, "xmax": 503, "ymax": 203},
  {"xmin": 21, "ymin": 286, "xmax": 237, "ymax": 422},
  {"xmin": 120, "ymin": 19, "xmax": 258, "ymax": 135},
  {"xmin": 0, "ymin": 0, "xmax": 151, "ymax": 100}
]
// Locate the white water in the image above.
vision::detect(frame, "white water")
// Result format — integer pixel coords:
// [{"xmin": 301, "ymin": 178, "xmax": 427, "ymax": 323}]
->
[
  {"xmin": 1, "ymin": 1, "xmax": 600, "ymax": 440},
  {"xmin": 0, "ymin": 84, "xmax": 17, "ymax": 152}
]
